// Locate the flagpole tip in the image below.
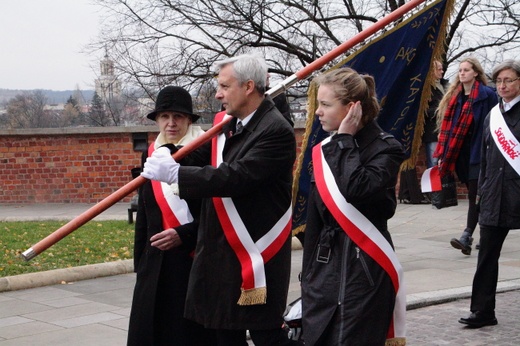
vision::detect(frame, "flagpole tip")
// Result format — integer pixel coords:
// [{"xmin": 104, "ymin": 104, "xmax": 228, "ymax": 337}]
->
[{"xmin": 21, "ymin": 248, "xmax": 36, "ymax": 261}]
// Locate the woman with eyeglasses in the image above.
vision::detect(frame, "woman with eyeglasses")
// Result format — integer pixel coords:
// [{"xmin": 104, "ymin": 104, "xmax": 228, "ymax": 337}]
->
[
  {"xmin": 459, "ymin": 59, "xmax": 520, "ymax": 328},
  {"xmin": 434, "ymin": 57, "xmax": 498, "ymax": 256}
]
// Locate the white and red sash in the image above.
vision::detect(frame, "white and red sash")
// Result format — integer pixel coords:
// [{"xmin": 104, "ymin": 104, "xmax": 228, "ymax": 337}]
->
[
  {"xmin": 490, "ymin": 105, "xmax": 520, "ymax": 176},
  {"xmin": 211, "ymin": 111, "xmax": 292, "ymax": 305},
  {"xmin": 312, "ymin": 137, "xmax": 406, "ymax": 344},
  {"xmin": 148, "ymin": 143, "xmax": 193, "ymax": 230},
  {"xmin": 420, "ymin": 166, "xmax": 442, "ymax": 193}
]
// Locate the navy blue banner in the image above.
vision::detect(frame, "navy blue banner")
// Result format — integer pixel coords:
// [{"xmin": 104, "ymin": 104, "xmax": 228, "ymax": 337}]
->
[
  {"xmin": 292, "ymin": 0, "xmax": 453, "ymax": 236},
  {"xmin": 344, "ymin": 0, "xmax": 451, "ymax": 158}
]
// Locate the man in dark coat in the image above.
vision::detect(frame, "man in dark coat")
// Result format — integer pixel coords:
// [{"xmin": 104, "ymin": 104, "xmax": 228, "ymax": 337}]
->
[
  {"xmin": 267, "ymin": 72, "xmax": 293, "ymax": 127},
  {"xmin": 459, "ymin": 59, "xmax": 520, "ymax": 328},
  {"xmin": 141, "ymin": 54, "xmax": 297, "ymax": 346}
]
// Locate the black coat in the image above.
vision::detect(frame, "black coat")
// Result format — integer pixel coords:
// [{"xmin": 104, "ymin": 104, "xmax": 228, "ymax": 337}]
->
[
  {"xmin": 478, "ymin": 103, "xmax": 520, "ymax": 229},
  {"xmin": 273, "ymin": 92, "xmax": 293, "ymax": 127},
  {"xmin": 422, "ymin": 79, "xmax": 448, "ymax": 143},
  {"xmin": 180, "ymin": 97, "xmax": 297, "ymax": 330},
  {"xmin": 127, "ymin": 150, "xmax": 212, "ymax": 346},
  {"xmin": 301, "ymin": 121, "xmax": 405, "ymax": 345}
]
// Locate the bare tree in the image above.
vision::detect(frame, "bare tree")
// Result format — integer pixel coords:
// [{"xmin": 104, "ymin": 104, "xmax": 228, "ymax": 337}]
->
[
  {"xmin": 193, "ymin": 81, "xmax": 221, "ymax": 124},
  {"xmin": 91, "ymin": 86, "xmax": 145, "ymax": 126},
  {"xmin": 5, "ymin": 91, "xmax": 51, "ymax": 129},
  {"xmin": 60, "ymin": 96, "xmax": 82, "ymax": 127},
  {"xmin": 101, "ymin": 91, "xmax": 125, "ymax": 126},
  {"xmin": 441, "ymin": 0, "xmax": 520, "ymax": 77},
  {"xmin": 91, "ymin": 0, "xmax": 520, "ymax": 98}
]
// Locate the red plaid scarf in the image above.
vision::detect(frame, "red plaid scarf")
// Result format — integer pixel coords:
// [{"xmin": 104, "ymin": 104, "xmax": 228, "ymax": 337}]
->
[{"xmin": 434, "ymin": 81, "xmax": 480, "ymax": 176}]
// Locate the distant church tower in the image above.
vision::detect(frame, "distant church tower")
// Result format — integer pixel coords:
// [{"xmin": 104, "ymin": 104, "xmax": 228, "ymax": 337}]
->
[{"xmin": 95, "ymin": 50, "xmax": 121, "ymax": 104}]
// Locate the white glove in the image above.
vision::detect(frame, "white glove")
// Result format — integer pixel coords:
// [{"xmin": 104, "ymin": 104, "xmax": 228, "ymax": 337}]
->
[{"xmin": 141, "ymin": 146, "xmax": 180, "ymax": 185}]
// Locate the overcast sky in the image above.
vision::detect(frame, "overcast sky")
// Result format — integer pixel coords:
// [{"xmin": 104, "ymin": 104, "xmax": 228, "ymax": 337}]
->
[{"xmin": 0, "ymin": 0, "xmax": 103, "ymax": 91}]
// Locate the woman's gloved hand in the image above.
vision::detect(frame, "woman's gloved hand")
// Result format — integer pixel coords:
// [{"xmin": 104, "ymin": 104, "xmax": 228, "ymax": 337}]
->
[{"xmin": 141, "ymin": 146, "xmax": 179, "ymax": 185}]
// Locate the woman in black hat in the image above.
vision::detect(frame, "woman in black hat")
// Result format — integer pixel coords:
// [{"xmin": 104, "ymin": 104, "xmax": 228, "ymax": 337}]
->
[{"xmin": 128, "ymin": 86, "xmax": 215, "ymax": 345}]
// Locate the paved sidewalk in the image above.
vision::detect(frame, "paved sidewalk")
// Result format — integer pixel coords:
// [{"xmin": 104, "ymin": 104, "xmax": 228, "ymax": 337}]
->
[{"xmin": 1, "ymin": 201, "xmax": 520, "ymax": 345}]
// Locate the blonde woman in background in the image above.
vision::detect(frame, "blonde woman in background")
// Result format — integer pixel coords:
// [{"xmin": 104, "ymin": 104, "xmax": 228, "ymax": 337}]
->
[
  {"xmin": 434, "ymin": 57, "xmax": 498, "ymax": 255},
  {"xmin": 423, "ymin": 60, "xmax": 449, "ymax": 168}
]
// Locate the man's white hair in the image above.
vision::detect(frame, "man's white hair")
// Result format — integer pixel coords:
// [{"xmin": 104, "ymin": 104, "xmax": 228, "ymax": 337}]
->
[{"xmin": 213, "ymin": 53, "xmax": 268, "ymax": 94}]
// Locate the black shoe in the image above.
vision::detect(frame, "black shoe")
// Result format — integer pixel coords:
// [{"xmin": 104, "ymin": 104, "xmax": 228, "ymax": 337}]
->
[
  {"xmin": 450, "ymin": 230, "xmax": 473, "ymax": 255},
  {"xmin": 475, "ymin": 241, "xmax": 480, "ymax": 250},
  {"xmin": 459, "ymin": 311, "xmax": 497, "ymax": 328},
  {"xmin": 450, "ymin": 238, "xmax": 471, "ymax": 255}
]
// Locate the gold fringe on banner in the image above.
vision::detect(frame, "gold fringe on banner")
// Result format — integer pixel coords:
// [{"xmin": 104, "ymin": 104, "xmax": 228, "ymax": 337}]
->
[
  {"xmin": 237, "ymin": 286, "xmax": 267, "ymax": 305},
  {"xmin": 292, "ymin": 223, "xmax": 306, "ymax": 237},
  {"xmin": 291, "ymin": 81, "xmax": 317, "ymax": 237},
  {"xmin": 386, "ymin": 337, "xmax": 407, "ymax": 346}
]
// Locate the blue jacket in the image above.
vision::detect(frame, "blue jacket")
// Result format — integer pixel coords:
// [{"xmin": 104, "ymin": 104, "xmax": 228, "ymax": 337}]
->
[{"xmin": 451, "ymin": 83, "xmax": 498, "ymax": 165}]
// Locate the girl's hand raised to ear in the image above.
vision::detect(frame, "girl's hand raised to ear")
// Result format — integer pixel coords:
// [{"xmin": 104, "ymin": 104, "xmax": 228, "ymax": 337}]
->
[{"xmin": 338, "ymin": 101, "xmax": 362, "ymax": 135}]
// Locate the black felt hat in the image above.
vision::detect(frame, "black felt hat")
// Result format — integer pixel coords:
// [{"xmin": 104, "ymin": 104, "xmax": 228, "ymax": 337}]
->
[{"xmin": 147, "ymin": 86, "xmax": 200, "ymax": 122}]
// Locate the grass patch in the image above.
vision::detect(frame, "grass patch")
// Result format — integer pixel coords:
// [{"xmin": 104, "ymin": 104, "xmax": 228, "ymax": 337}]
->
[{"xmin": 1, "ymin": 220, "xmax": 134, "ymax": 277}]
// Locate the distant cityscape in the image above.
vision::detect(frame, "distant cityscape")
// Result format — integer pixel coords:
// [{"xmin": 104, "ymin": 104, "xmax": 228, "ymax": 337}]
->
[
  {"xmin": 0, "ymin": 53, "xmax": 308, "ymax": 128},
  {"xmin": 0, "ymin": 53, "xmax": 114, "ymax": 106},
  {"xmin": 0, "ymin": 53, "xmax": 158, "ymax": 127},
  {"xmin": 0, "ymin": 89, "xmax": 95, "ymax": 105}
]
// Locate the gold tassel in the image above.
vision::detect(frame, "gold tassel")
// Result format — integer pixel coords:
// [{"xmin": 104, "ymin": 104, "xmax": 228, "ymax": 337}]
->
[
  {"xmin": 385, "ymin": 337, "xmax": 407, "ymax": 346},
  {"xmin": 292, "ymin": 224, "xmax": 306, "ymax": 237},
  {"xmin": 237, "ymin": 287, "xmax": 267, "ymax": 306}
]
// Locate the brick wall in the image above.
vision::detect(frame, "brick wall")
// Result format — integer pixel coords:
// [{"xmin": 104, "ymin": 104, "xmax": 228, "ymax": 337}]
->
[
  {"xmin": 0, "ymin": 124, "xmax": 306, "ymax": 204},
  {"xmin": 1, "ymin": 127, "xmax": 154, "ymax": 203},
  {"xmin": 0, "ymin": 123, "xmax": 465, "ymax": 204}
]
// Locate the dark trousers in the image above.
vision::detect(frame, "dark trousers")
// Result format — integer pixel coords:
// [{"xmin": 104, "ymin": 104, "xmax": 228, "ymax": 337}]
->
[
  {"xmin": 465, "ymin": 179, "xmax": 479, "ymax": 234},
  {"xmin": 470, "ymin": 225, "xmax": 510, "ymax": 313},
  {"xmin": 398, "ymin": 168, "xmax": 423, "ymax": 204},
  {"xmin": 215, "ymin": 328, "xmax": 299, "ymax": 346}
]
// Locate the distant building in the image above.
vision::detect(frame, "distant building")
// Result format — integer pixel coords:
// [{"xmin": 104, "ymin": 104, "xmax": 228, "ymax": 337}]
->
[
  {"xmin": 44, "ymin": 103, "xmax": 65, "ymax": 111},
  {"xmin": 95, "ymin": 52, "xmax": 122, "ymax": 104}
]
